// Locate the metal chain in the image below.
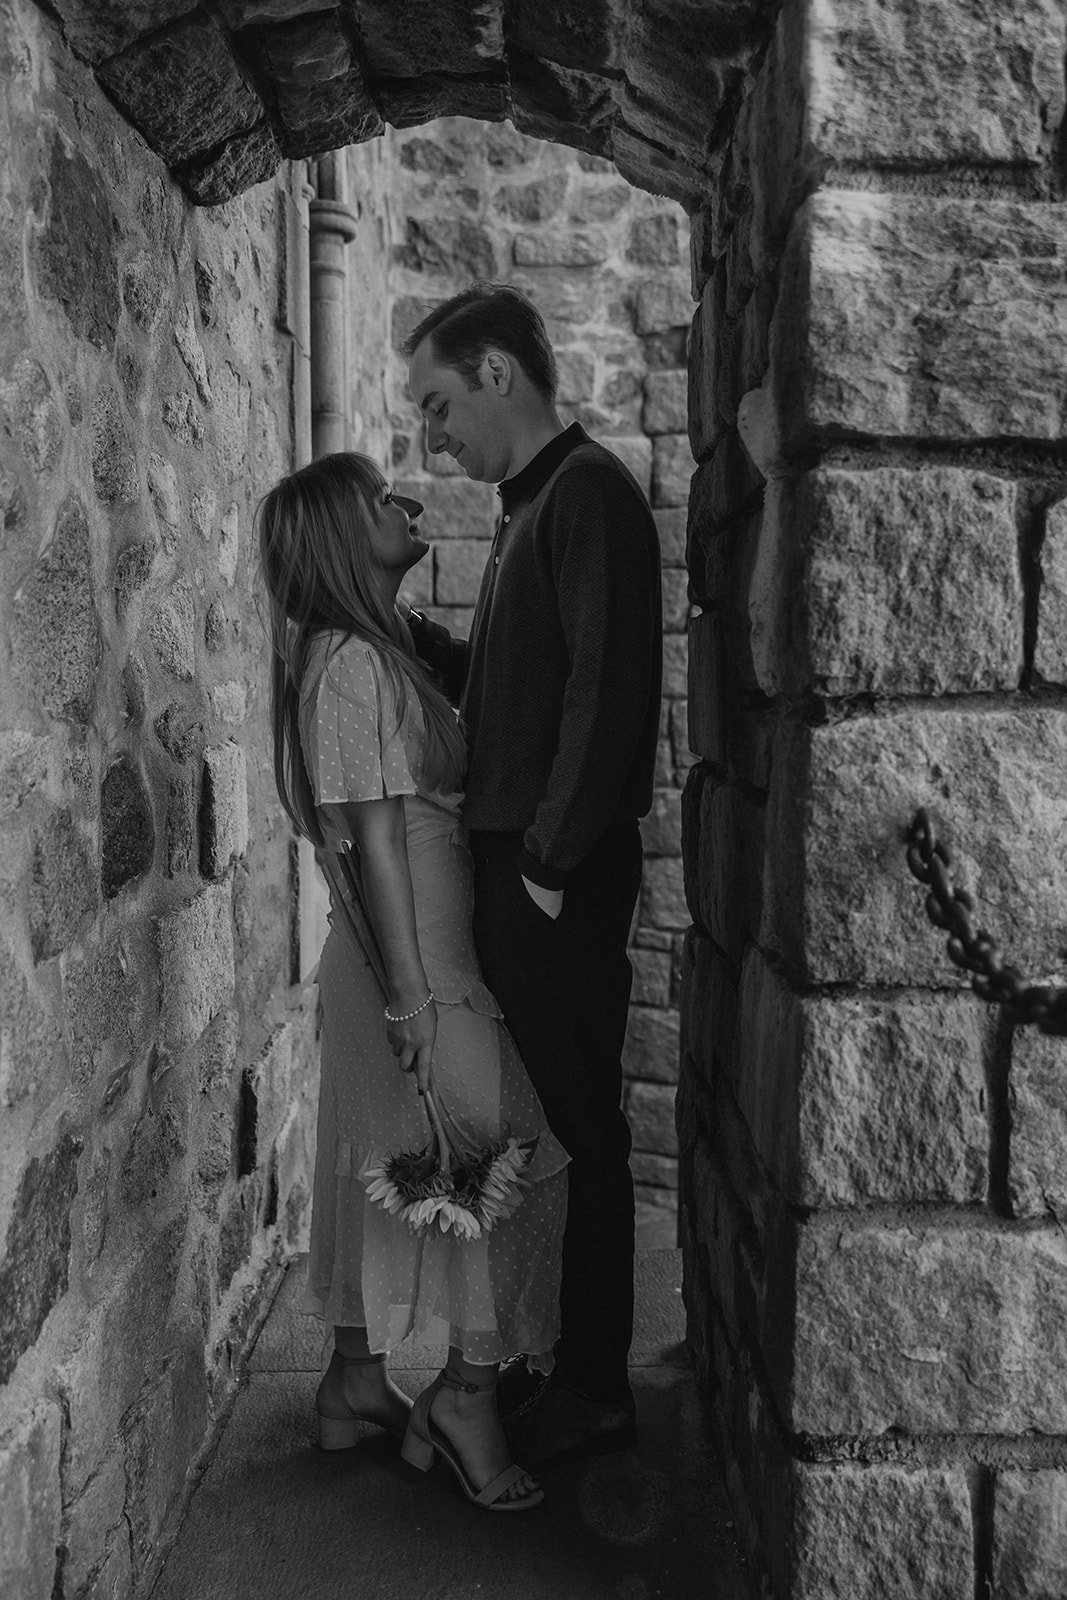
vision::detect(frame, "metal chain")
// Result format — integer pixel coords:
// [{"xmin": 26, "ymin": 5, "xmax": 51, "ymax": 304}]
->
[{"xmin": 905, "ymin": 808, "xmax": 1067, "ymax": 1036}]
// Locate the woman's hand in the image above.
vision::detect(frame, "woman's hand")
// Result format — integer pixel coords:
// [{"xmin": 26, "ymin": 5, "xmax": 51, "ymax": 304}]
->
[{"xmin": 386, "ymin": 1000, "xmax": 437, "ymax": 1095}]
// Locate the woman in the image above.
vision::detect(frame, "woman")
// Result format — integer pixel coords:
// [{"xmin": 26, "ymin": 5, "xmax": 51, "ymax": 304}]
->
[{"xmin": 257, "ymin": 453, "xmax": 568, "ymax": 1513}]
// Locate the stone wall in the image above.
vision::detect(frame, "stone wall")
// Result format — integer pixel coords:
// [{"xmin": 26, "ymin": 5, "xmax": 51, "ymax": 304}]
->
[
  {"xmin": 679, "ymin": 1, "xmax": 1067, "ymax": 1594},
  {"xmin": 358, "ymin": 118, "xmax": 694, "ymax": 1222},
  {"xmin": 0, "ymin": 5, "xmax": 315, "ymax": 1597}
]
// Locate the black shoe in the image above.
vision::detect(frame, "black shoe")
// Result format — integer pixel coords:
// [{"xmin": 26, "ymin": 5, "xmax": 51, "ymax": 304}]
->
[
  {"xmin": 496, "ymin": 1356, "xmax": 547, "ymax": 1420},
  {"xmin": 504, "ymin": 1379, "xmax": 637, "ymax": 1471}
]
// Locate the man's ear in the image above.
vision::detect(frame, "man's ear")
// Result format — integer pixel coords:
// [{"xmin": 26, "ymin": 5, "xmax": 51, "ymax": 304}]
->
[{"xmin": 483, "ymin": 351, "xmax": 513, "ymax": 394}]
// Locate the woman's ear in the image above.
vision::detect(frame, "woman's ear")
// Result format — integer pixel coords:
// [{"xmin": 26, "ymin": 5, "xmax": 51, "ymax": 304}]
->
[{"xmin": 483, "ymin": 351, "xmax": 512, "ymax": 393}]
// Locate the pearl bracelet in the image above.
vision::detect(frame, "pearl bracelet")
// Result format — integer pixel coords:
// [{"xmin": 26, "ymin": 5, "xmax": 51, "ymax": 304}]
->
[{"xmin": 384, "ymin": 991, "xmax": 435, "ymax": 1023}]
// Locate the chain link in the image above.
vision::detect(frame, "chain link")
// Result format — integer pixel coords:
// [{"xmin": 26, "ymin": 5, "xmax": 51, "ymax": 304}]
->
[{"xmin": 905, "ymin": 808, "xmax": 1067, "ymax": 1036}]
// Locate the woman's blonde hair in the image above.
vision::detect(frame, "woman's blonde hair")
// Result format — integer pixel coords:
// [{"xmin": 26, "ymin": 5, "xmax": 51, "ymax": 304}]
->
[{"xmin": 257, "ymin": 452, "xmax": 466, "ymax": 848}]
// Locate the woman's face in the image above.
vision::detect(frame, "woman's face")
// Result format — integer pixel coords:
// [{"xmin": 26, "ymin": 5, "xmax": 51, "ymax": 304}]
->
[{"xmin": 366, "ymin": 482, "xmax": 427, "ymax": 574}]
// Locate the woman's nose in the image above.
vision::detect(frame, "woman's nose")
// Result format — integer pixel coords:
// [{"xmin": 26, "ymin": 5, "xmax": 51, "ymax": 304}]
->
[{"xmin": 394, "ymin": 494, "xmax": 423, "ymax": 520}]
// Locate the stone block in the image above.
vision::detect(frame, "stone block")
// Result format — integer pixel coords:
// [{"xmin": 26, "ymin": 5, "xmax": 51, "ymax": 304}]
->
[
  {"xmin": 654, "ymin": 506, "xmax": 686, "ymax": 568},
  {"xmin": 806, "ymin": 0, "xmax": 1065, "ymax": 168},
  {"xmin": 632, "ymin": 1154, "xmax": 678, "ymax": 1194},
  {"xmin": 792, "ymin": 1464, "xmax": 973, "ymax": 1600},
  {"xmin": 394, "ymin": 476, "xmax": 497, "ymax": 540},
  {"xmin": 634, "ymin": 276, "xmax": 693, "ymax": 335},
  {"xmin": 123, "ymin": 1331, "xmax": 208, "ymax": 1583},
  {"xmin": 639, "ymin": 789, "xmax": 682, "ymax": 857},
  {"xmin": 98, "ymin": 14, "xmax": 264, "ymax": 167},
  {"xmin": 0, "ymin": 731, "xmax": 47, "ymax": 821},
  {"xmin": 628, "ymin": 947, "xmax": 672, "ymax": 1008},
  {"xmin": 788, "ymin": 1220, "xmax": 1067, "ymax": 1435},
  {"xmin": 691, "ymin": 775, "xmax": 765, "ymax": 958},
  {"xmin": 61, "ymin": 1448, "xmax": 127, "ymax": 1600},
  {"xmin": 0, "ymin": 1135, "xmax": 80, "ymax": 1386},
  {"xmin": 0, "ymin": 1402, "xmax": 62, "ymax": 1600},
  {"xmin": 173, "ymin": 302, "xmax": 212, "ymax": 406},
  {"xmin": 200, "ymin": 741, "xmax": 249, "ymax": 879},
  {"xmin": 774, "ymin": 192, "xmax": 1067, "ymax": 445},
  {"xmin": 555, "ymin": 350, "xmax": 595, "ymax": 404},
  {"xmin": 219, "ymin": 503, "xmax": 240, "ymax": 587},
  {"xmin": 1010, "ymin": 1028, "xmax": 1067, "ymax": 1218},
  {"xmin": 663, "ymin": 634, "xmax": 687, "ymax": 697},
  {"xmin": 993, "ymin": 1471, "xmax": 1067, "ymax": 1600},
  {"xmin": 175, "ymin": 120, "xmax": 283, "ymax": 208},
  {"xmin": 1035, "ymin": 497, "xmax": 1067, "ymax": 684},
  {"xmin": 8, "ymin": 358, "xmax": 61, "ymax": 478},
  {"xmin": 763, "ymin": 709, "xmax": 1067, "ymax": 986},
  {"xmin": 492, "ymin": 175, "xmax": 568, "ymax": 223},
  {"xmin": 161, "ymin": 391, "xmax": 205, "ymax": 448},
  {"xmin": 662, "ymin": 568, "xmax": 689, "ymax": 633},
  {"xmin": 511, "ymin": 268, "xmax": 601, "ymax": 326},
  {"xmin": 0, "ymin": 945, "xmax": 66, "ymax": 1109},
  {"xmin": 607, "ymin": 435, "xmax": 652, "ymax": 497},
  {"xmin": 434, "ymin": 539, "xmax": 489, "ymax": 606},
  {"xmin": 12, "ymin": 497, "xmax": 101, "ymax": 727},
  {"xmin": 622, "ymin": 1007, "xmax": 680, "ymax": 1086},
  {"xmin": 626, "ymin": 1080, "xmax": 677, "ymax": 1155},
  {"xmin": 395, "ymin": 217, "xmax": 496, "ymax": 278},
  {"xmin": 61, "ymin": 1222, "xmax": 185, "ymax": 1494},
  {"xmin": 652, "ymin": 434, "xmax": 693, "ymax": 508},
  {"xmin": 91, "ymin": 388, "xmax": 137, "ymax": 503},
  {"xmin": 114, "ymin": 540, "xmax": 156, "ymax": 618},
  {"xmin": 101, "ymin": 756, "xmax": 155, "ymax": 899},
  {"xmin": 44, "ymin": 0, "xmax": 190, "ymax": 63},
  {"xmin": 643, "ymin": 370, "xmax": 687, "ymax": 435},
  {"xmin": 641, "ymin": 856, "xmax": 688, "ymax": 931},
  {"xmin": 750, "ymin": 468, "xmax": 1023, "ymax": 696},
  {"xmin": 158, "ymin": 885, "xmax": 235, "ymax": 1051},
  {"xmin": 120, "ymin": 1094, "xmax": 187, "ymax": 1212},
  {"xmin": 642, "ymin": 328, "xmax": 689, "ymax": 370},
  {"xmin": 734, "ymin": 948, "xmax": 988, "ymax": 1208},
  {"xmin": 627, "ymin": 214, "xmax": 680, "ymax": 266},
  {"xmin": 29, "ymin": 809, "xmax": 96, "ymax": 963},
  {"xmin": 568, "ymin": 181, "xmax": 630, "ymax": 222},
  {"xmin": 512, "ymin": 230, "xmax": 609, "ymax": 267},
  {"xmin": 33, "ymin": 138, "xmax": 119, "ymax": 351},
  {"xmin": 122, "ymin": 256, "xmax": 168, "ymax": 333},
  {"xmin": 156, "ymin": 703, "xmax": 205, "ymax": 766},
  {"xmin": 391, "ymin": 295, "xmax": 441, "ymax": 353},
  {"xmin": 149, "ymin": 578, "xmax": 196, "ymax": 680}
]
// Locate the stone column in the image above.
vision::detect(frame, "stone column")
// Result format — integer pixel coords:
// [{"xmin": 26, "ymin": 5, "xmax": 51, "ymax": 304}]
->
[
  {"xmin": 309, "ymin": 151, "xmax": 358, "ymax": 458},
  {"xmin": 680, "ymin": 1, "xmax": 1067, "ymax": 1595}
]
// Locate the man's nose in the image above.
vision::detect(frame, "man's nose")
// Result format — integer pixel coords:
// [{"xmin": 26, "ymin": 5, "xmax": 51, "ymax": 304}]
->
[
  {"xmin": 394, "ymin": 494, "xmax": 423, "ymax": 520},
  {"xmin": 424, "ymin": 415, "xmax": 447, "ymax": 454}
]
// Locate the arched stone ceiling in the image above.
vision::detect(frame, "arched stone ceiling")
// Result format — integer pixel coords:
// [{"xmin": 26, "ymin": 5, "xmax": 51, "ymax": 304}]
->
[{"xmin": 40, "ymin": 0, "xmax": 779, "ymax": 206}]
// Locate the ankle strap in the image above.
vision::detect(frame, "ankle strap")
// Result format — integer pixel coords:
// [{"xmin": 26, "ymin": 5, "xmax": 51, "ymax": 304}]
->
[{"xmin": 441, "ymin": 1365, "xmax": 496, "ymax": 1394}]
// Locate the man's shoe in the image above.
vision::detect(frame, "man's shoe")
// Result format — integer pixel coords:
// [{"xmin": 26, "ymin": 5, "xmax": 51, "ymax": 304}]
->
[
  {"xmin": 495, "ymin": 1356, "xmax": 547, "ymax": 1419},
  {"xmin": 505, "ymin": 1379, "xmax": 637, "ymax": 1471}
]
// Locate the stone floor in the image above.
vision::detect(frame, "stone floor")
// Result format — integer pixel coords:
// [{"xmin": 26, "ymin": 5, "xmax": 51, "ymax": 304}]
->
[{"xmin": 150, "ymin": 1244, "xmax": 750, "ymax": 1600}]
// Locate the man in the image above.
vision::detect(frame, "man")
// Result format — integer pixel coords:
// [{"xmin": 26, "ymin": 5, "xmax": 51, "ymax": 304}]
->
[{"xmin": 402, "ymin": 283, "xmax": 662, "ymax": 1470}]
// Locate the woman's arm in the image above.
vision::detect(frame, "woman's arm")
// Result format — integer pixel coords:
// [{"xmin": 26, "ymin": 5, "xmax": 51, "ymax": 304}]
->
[{"xmin": 325, "ymin": 795, "xmax": 436, "ymax": 1094}]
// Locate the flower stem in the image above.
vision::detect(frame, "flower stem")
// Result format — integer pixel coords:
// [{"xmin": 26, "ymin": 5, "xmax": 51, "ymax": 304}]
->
[{"xmin": 423, "ymin": 1089, "xmax": 454, "ymax": 1178}]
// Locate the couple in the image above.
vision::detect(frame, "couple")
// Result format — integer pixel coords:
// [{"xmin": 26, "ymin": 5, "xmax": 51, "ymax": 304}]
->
[{"xmin": 258, "ymin": 283, "xmax": 663, "ymax": 1512}]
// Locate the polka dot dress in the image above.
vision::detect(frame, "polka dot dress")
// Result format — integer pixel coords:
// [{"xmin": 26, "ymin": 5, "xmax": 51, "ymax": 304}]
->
[{"xmin": 297, "ymin": 633, "xmax": 569, "ymax": 1365}]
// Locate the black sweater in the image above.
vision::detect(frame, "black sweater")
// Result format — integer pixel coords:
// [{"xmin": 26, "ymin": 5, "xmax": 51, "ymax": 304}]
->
[{"xmin": 411, "ymin": 424, "xmax": 662, "ymax": 890}]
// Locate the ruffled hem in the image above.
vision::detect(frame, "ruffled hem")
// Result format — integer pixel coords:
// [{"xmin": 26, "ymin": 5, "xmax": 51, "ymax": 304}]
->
[{"xmin": 424, "ymin": 970, "xmax": 502, "ymax": 1017}]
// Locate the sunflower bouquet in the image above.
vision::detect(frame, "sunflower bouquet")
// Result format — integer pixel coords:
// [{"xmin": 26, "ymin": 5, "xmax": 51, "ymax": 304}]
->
[{"xmin": 363, "ymin": 1088, "xmax": 538, "ymax": 1243}]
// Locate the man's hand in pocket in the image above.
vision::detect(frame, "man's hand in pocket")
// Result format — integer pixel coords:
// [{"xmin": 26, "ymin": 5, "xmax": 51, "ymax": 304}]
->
[{"xmin": 522, "ymin": 875, "xmax": 564, "ymax": 920}]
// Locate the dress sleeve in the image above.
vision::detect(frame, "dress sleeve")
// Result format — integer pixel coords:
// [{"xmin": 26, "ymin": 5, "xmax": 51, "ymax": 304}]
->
[{"xmin": 309, "ymin": 640, "xmax": 417, "ymax": 804}]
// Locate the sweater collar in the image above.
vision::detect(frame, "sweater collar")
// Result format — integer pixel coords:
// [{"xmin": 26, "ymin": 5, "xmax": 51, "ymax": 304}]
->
[{"xmin": 498, "ymin": 422, "xmax": 588, "ymax": 512}]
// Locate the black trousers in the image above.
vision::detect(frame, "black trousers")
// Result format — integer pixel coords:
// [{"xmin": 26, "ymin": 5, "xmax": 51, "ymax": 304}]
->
[{"xmin": 469, "ymin": 821, "xmax": 642, "ymax": 1400}]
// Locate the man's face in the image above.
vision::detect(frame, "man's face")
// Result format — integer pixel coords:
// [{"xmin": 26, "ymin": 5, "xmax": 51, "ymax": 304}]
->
[{"xmin": 408, "ymin": 339, "xmax": 511, "ymax": 484}]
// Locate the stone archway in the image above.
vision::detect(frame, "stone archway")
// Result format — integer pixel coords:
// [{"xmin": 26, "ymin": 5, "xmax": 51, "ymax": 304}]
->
[{"xmin": 5, "ymin": 3, "xmax": 1067, "ymax": 1598}]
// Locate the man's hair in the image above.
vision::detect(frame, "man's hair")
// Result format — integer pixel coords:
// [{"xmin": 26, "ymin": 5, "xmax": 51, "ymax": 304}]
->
[{"xmin": 402, "ymin": 282, "xmax": 559, "ymax": 401}]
